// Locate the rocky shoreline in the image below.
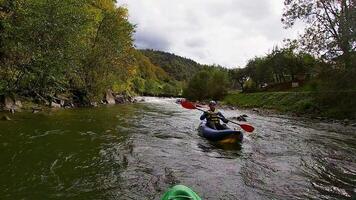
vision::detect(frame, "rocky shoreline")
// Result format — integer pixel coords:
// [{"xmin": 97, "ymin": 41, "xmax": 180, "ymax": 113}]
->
[{"xmin": 0, "ymin": 90, "xmax": 145, "ymax": 121}]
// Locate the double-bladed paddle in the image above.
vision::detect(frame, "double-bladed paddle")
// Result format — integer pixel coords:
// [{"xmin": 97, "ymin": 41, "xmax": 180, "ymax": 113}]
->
[{"xmin": 180, "ymin": 100, "xmax": 255, "ymax": 133}]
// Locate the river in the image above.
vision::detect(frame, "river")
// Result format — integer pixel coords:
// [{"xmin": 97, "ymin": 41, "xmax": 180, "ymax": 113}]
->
[{"xmin": 0, "ymin": 97, "xmax": 355, "ymax": 199}]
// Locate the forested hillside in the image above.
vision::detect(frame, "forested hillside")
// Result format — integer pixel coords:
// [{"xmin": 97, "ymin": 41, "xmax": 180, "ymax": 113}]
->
[{"xmin": 140, "ymin": 49, "xmax": 204, "ymax": 81}]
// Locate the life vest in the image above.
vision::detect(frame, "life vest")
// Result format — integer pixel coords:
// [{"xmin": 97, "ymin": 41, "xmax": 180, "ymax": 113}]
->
[{"xmin": 206, "ymin": 110, "xmax": 220, "ymax": 124}]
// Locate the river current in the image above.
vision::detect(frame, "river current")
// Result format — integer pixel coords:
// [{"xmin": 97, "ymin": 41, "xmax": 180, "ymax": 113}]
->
[{"xmin": 0, "ymin": 97, "xmax": 355, "ymax": 199}]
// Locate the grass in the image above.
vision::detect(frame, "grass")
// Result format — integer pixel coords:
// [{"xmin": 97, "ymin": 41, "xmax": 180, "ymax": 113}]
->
[{"xmin": 223, "ymin": 91, "xmax": 356, "ymax": 119}]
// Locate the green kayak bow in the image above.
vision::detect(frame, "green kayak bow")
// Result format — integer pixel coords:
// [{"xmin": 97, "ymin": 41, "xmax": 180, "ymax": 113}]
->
[{"xmin": 161, "ymin": 185, "xmax": 201, "ymax": 200}]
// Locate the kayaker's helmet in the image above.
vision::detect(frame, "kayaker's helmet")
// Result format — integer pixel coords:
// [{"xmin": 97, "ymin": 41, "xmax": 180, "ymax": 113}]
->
[{"xmin": 209, "ymin": 100, "xmax": 217, "ymax": 106}]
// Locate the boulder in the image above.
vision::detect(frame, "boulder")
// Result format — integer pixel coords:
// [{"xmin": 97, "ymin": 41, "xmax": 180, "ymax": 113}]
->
[
  {"xmin": 231, "ymin": 115, "xmax": 247, "ymax": 122},
  {"xmin": 50, "ymin": 102, "xmax": 61, "ymax": 108},
  {"xmin": 1, "ymin": 115, "xmax": 11, "ymax": 121},
  {"xmin": 115, "ymin": 94, "xmax": 125, "ymax": 104},
  {"xmin": 90, "ymin": 102, "xmax": 98, "ymax": 107},
  {"xmin": 4, "ymin": 96, "xmax": 15, "ymax": 110},
  {"xmin": 127, "ymin": 95, "xmax": 133, "ymax": 103},
  {"xmin": 15, "ymin": 100, "xmax": 22, "ymax": 108},
  {"xmin": 343, "ymin": 119, "xmax": 350, "ymax": 125},
  {"xmin": 3, "ymin": 96, "xmax": 22, "ymax": 112},
  {"xmin": 252, "ymin": 108, "xmax": 259, "ymax": 113},
  {"xmin": 105, "ymin": 90, "xmax": 116, "ymax": 105}
]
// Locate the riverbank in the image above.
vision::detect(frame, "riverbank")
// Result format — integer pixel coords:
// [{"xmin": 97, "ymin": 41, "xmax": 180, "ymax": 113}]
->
[
  {"xmin": 223, "ymin": 91, "xmax": 356, "ymax": 120},
  {"xmin": 0, "ymin": 92, "xmax": 146, "ymax": 120}
]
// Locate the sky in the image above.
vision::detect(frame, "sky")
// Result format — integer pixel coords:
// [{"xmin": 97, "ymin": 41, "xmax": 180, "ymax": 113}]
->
[{"xmin": 118, "ymin": 0, "xmax": 304, "ymax": 68}]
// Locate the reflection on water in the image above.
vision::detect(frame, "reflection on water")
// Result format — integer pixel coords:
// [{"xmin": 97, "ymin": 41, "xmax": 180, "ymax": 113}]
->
[{"xmin": 0, "ymin": 97, "xmax": 355, "ymax": 199}]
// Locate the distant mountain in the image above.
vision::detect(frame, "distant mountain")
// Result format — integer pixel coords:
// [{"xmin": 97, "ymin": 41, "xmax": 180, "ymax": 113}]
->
[{"xmin": 140, "ymin": 49, "xmax": 204, "ymax": 81}]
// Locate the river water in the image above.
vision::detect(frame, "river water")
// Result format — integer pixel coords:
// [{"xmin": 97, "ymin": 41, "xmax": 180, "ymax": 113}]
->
[{"xmin": 0, "ymin": 97, "xmax": 355, "ymax": 200}]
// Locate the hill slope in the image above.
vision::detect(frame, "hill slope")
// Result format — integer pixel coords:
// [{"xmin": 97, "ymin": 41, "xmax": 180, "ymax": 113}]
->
[{"xmin": 140, "ymin": 49, "xmax": 204, "ymax": 81}]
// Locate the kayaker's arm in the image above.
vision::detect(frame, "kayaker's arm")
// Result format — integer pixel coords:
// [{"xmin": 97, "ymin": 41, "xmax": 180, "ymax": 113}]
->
[
  {"xmin": 217, "ymin": 112, "xmax": 229, "ymax": 123},
  {"xmin": 200, "ymin": 112, "xmax": 208, "ymax": 120}
]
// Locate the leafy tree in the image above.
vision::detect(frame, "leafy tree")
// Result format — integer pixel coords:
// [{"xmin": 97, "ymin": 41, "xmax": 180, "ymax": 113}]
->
[
  {"xmin": 248, "ymin": 57, "xmax": 274, "ymax": 86},
  {"xmin": 207, "ymin": 70, "xmax": 230, "ymax": 99},
  {"xmin": 0, "ymin": 0, "xmax": 141, "ymax": 102},
  {"xmin": 80, "ymin": 5, "xmax": 135, "ymax": 101},
  {"xmin": 229, "ymin": 45, "xmax": 318, "ymax": 92},
  {"xmin": 183, "ymin": 69, "xmax": 230, "ymax": 100},
  {"xmin": 282, "ymin": 0, "xmax": 355, "ymax": 68},
  {"xmin": 1, "ymin": 0, "xmax": 94, "ymax": 98},
  {"xmin": 229, "ymin": 68, "xmax": 248, "ymax": 91},
  {"xmin": 183, "ymin": 70, "xmax": 210, "ymax": 100}
]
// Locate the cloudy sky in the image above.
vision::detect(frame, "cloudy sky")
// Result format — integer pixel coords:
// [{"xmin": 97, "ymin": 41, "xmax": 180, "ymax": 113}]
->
[{"xmin": 118, "ymin": 0, "xmax": 303, "ymax": 68}]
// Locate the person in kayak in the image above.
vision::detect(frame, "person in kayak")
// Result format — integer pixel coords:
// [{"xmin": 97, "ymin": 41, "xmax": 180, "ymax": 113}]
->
[{"xmin": 200, "ymin": 100, "xmax": 229, "ymax": 130}]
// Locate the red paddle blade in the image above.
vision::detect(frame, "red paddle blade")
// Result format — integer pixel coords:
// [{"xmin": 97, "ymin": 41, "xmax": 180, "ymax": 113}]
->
[
  {"xmin": 240, "ymin": 124, "xmax": 255, "ymax": 133},
  {"xmin": 181, "ymin": 100, "xmax": 197, "ymax": 109}
]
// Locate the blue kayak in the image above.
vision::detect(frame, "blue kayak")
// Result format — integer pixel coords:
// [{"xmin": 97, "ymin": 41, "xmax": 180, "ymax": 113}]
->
[{"xmin": 198, "ymin": 122, "xmax": 243, "ymax": 143}]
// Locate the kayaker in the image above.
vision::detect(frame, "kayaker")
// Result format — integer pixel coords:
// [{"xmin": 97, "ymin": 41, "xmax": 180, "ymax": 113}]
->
[{"xmin": 200, "ymin": 100, "xmax": 229, "ymax": 130}]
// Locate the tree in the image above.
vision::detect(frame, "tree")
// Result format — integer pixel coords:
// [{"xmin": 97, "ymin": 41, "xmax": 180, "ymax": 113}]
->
[
  {"xmin": 183, "ymin": 69, "xmax": 230, "ymax": 100},
  {"xmin": 245, "ymin": 57, "xmax": 274, "ymax": 87},
  {"xmin": 0, "ymin": 0, "xmax": 94, "ymax": 98},
  {"xmin": 229, "ymin": 68, "xmax": 248, "ymax": 91},
  {"xmin": 207, "ymin": 70, "xmax": 230, "ymax": 99},
  {"xmin": 282, "ymin": 0, "xmax": 355, "ymax": 68},
  {"xmin": 183, "ymin": 70, "xmax": 210, "ymax": 100},
  {"xmin": 80, "ymin": 5, "xmax": 135, "ymax": 101}
]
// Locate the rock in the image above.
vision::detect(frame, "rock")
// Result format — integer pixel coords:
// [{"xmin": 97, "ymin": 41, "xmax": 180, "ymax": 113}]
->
[
  {"xmin": 4, "ymin": 96, "xmax": 15, "ymax": 110},
  {"xmin": 2, "ymin": 115, "xmax": 11, "ymax": 121},
  {"xmin": 50, "ymin": 102, "xmax": 61, "ymax": 108},
  {"xmin": 15, "ymin": 100, "xmax": 22, "ymax": 108},
  {"xmin": 127, "ymin": 95, "xmax": 133, "ymax": 103},
  {"xmin": 343, "ymin": 119, "xmax": 350, "ymax": 125},
  {"xmin": 105, "ymin": 90, "xmax": 116, "ymax": 105},
  {"xmin": 32, "ymin": 106, "xmax": 42, "ymax": 113},
  {"xmin": 59, "ymin": 99, "xmax": 65, "ymax": 107},
  {"xmin": 90, "ymin": 102, "xmax": 98, "ymax": 107},
  {"xmin": 351, "ymin": 123, "xmax": 356, "ymax": 127},
  {"xmin": 3, "ymin": 96, "xmax": 22, "ymax": 112},
  {"xmin": 136, "ymin": 97, "xmax": 145, "ymax": 102},
  {"xmin": 115, "ymin": 94, "xmax": 125, "ymax": 104},
  {"xmin": 252, "ymin": 108, "xmax": 259, "ymax": 113},
  {"xmin": 56, "ymin": 95, "xmax": 69, "ymax": 105},
  {"xmin": 63, "ymin": 102, "xmax": 74, "ymax": 108},
  {"xmin": 236, "ymin": 115, "xmax": 247, "ymax": 122}
]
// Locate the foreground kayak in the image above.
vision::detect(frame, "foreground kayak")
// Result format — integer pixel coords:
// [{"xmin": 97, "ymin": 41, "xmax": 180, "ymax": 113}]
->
[
  {"xmin": 161, "ymin": 185, "xmax": 201, "ymax": 200},
  {"xmin": 198, "ymin": 121, "xmax": 243, "ymax": 143}
]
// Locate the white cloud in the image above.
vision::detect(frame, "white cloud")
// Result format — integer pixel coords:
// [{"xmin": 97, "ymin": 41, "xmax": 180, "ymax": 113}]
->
[{"xmin": 119, "ymin": 0, "xmax": 304, "ymax": 68}]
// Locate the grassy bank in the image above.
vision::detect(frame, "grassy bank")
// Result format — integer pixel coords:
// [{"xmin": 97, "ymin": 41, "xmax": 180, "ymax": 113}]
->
[{"xmin": 223, "ymin": 91, "xmax": 356, "ymax": 119}]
